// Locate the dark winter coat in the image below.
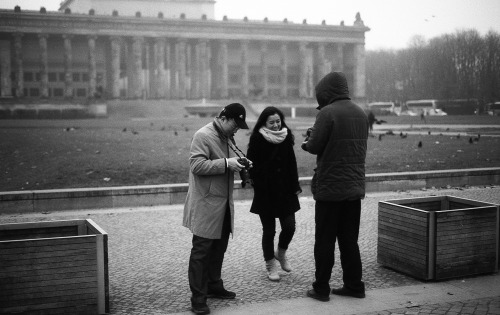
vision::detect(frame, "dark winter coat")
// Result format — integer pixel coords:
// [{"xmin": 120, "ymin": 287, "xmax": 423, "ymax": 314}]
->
[
  {"xmin": 247, "ymin": 130, "xmax": 301, "ymax": 217},
  {"xmin": 303, "ymin": 72, "xmax": 369, "ymax": 201}
]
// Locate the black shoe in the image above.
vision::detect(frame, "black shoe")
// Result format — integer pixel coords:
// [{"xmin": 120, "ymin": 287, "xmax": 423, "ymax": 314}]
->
[
  {"xmin": 207, "ymin": 288, "xmax": 236, "ymax": 299},
  {"xmin": 331, "ymin": 286, "xmax": 365, "ymax": 298},
  {"xmin": 191, "ymin": 302, "xmax": 210, "ymax": 314},
  {"xmin": 306, "ymin": 289, "xmax": 330, "ymax": 302}
]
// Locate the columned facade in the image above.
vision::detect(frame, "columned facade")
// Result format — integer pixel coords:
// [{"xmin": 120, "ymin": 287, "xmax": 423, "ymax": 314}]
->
[{"xmin": 0, "ymin": 8, "xmax": 369, "ymax": 102}]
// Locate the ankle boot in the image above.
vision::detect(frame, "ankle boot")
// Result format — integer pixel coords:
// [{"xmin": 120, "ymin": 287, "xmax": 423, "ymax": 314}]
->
[
  {"xmin": 275, "ymin": 247, "xmax": 292, "ymax": 272},
  {"xmin": 265, "ymin": 259, "xmax": 280, "ymax": 281}
]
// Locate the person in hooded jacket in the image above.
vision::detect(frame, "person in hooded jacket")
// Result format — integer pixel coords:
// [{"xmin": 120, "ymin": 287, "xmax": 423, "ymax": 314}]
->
[
  {"xmin": 246, "ymin": 106, "xmax": 302, "ymax": 282},
  {"xmin": 301, "ymin": 72, "xmax": 369, "ymax": 302}
]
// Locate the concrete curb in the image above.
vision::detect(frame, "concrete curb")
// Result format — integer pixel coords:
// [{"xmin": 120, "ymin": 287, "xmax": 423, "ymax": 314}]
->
[{"xmin": 1, "ymin": 167, "xmax": 499, "ymax": 214}]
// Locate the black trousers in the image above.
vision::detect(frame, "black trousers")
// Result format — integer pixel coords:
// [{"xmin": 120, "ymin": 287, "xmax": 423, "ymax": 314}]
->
[
  {"xmin": 188, "ymin": 206, "xmax": 231, "ymax": 304},
  {"xmin": 312, "ymin": 199, "xmax": 364, "ymax": 296},
  {"xmin": 259, "ymin": 213, "xmax": 296, "ymax": 261}
]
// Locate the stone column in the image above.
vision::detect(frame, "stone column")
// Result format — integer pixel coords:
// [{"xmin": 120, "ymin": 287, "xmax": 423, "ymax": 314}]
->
[
  {"xmin": 165, "ymin": 41, "xmax": 171, "ymax": 99},
  {"xmin": 260, "ymin": 41, "xmax": 268, "ymax": 98},
  {"xmin": 176, "ymin": 39, "xmax": 187, "ymax": 99},
  {"xmin": 132, "ymin": 36, "xmax": 144, "ymax": 98},
  {"xmin": 144, "ymin": 40, "xmax": 151, "ymax": 99},
  {"xmin": 0, "ymin": 40, "xmax": 12, "ymax": 97},
  {"xmin": 280, "ymin": 42, "xmax": 288, "ymax": 98},
  {"xmin": 110, "ymin": 36, "xmax": 121, "ymax": 98},
  {"xmin": 200, "ymin": 40, "xmax": 210, "ymax": 99},
  {"xmin": 13, "ymin": 33, "xmax": 23, "ymax": 97},
  {"xmin": 206, "ymin": 42, "xmax": 212, "ymax": 99},
  {"xmin": 219, "ymin": 40, "xmax": 228, "ymax": 99},
  {"xmin": 154, "ymin": 38, "xmax": 166, "ymax": 98},
  {"xmin": 192, "ymin": 42, "xmax": 201, "ymax": 98},
  {"xmin": 353, "ymin": 43, "xmax": 366, "ymax": 99},
  {"xmin": 62, "ymin": 35, "xmax": 73, "ymax": 98},
  {"xmin": 185, "ymin": 42, "xmax": 192, "ymax": 99},
  {"xmin": 299, "ymin": 41, "xmax": 308, "ymax": 98},
  {"xmin": 317, "ymin": 42, "xmax": 328, "ymax": 80},
  {"xmin": 38, "ymin": 34, "xmax": 49, "ymax": 98},
  {"xmin": 241, "ymin": 40, "xmax": 249, "ymax": 98},
  {"xmin": 88, "ymin": 35, "xmax": 97, "ymax": 98},
  {"xmin": 334, "ymin": 43, "xmax": 344, "ymax": 72}
]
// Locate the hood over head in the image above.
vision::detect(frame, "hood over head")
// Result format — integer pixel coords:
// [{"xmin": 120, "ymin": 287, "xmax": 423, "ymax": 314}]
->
[{"xmin": 315, "ymin": 72, "xmax": 351, "ymax": 109}]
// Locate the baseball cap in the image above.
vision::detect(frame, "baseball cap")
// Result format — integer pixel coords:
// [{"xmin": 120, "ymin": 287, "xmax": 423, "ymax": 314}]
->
[{"xmin": 219, "ymin": 103, "xmax": 249, "ymax": 129}]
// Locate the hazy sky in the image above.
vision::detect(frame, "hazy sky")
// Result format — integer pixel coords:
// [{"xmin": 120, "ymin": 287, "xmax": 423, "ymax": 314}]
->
[{"xmin": 2, "ymin": 0, "xmax": 499, "ymax": 50}]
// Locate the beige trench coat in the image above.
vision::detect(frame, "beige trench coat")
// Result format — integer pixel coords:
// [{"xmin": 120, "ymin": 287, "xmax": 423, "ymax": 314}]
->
[{"xmin": 182, "ymin": 122, "xmax": 235, "ymax": 239}]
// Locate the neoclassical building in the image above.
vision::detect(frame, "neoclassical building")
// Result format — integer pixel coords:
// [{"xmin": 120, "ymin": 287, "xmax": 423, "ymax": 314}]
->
[{"xmin": 0, "ymin": 0, "xmax": 369, "ymax": 102}]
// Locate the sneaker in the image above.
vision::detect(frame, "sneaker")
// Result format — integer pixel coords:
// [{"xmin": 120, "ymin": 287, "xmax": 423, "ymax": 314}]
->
[
  {"xmin": 191, "ymin": 302, "xmax": 210, "ymax": 314},
  {"xmin": 306, "ymin": 289, "xmax": 330, "ymax": 302},
  {"xmin": 207, "ymin": 288, "xmax": 236, "ymax": 299},
  {"xmin": 331, "ymin": 286, "xmax": 365, "ymax": 298}
]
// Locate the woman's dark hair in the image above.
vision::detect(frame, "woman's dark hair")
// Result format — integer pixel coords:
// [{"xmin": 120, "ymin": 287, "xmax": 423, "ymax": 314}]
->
[{"xmin": 249, "ymin": 106, "xmax": 294, "ymax": 145}]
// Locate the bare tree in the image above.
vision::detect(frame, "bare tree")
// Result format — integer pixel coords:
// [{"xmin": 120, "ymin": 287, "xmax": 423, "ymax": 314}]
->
[{"xmin": 366, "ymin": 29, "xmax": 500, "ymax": 106}]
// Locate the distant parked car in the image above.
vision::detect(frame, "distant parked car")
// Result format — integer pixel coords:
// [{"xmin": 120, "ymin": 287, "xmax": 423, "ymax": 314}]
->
[
  {"xmin": 405, "ymin": 100, "xmax": 448, "ymax": 116},
  {"xmin": 485, "ymin": 102, "xmax": 500, "ymax": 116},
  {"xmin": 367, "ymin": 102, "xmax": 397, "ymax": 115}
]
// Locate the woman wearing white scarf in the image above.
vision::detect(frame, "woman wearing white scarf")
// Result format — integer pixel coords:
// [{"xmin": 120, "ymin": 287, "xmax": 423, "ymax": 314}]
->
[{"xmin": 247, "ymin": 107, "xmax": 302, "ymax": 282}]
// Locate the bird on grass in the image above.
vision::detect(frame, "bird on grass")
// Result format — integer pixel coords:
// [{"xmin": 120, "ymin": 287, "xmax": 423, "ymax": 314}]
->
[
  {"xmin": 469, "ymin": 137, "xmax": 473, "ymax": 144},
  {"xmin": 456, "ymin": 134, "xmax": 460, "ymax": 139},
  {"xmin": 174, "ymin": 130, "xmax": 178, "ymax": 136},
  {"xmin": 400, "ymin": 133, "xmax": 408, "ymax": 139},
  {"xmin": 375, "ymin": 119, "xmax": 387, "ymax": 125},
  {"xmin": 418, "ymin": 141, "xmax": 422, "ymax": 148},
  {"xmin": 132, "ymin": 129, "xmax": 139, "ymax": 135},
  {"xmin": 378, "ymin": 134, "xmax": 384, "ymax": 141},
  {"xmin": 428, "ymin": 131, "xmax": 431, "ymax": 135},
  {"xmin": 122, "ymin": 128, "xmax": 127, "ymax": 132}
]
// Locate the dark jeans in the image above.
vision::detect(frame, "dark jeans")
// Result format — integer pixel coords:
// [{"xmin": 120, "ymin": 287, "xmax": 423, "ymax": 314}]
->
[
  {"xmin": 312, "ymin": 199, "xmax": 364, "ymax": 296},
  {"xmin": 188, "ymin": 206, "xmax": 231, "ymax": 304},
  {"xmin": 259, "ymin": 213, "xmax": 296, "ymax": 261}
]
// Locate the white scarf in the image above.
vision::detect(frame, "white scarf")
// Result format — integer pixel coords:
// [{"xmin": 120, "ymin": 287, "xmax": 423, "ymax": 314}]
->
[{"xmin": 259, "ymin": 127, "xmax": 288, "ymax": 144}]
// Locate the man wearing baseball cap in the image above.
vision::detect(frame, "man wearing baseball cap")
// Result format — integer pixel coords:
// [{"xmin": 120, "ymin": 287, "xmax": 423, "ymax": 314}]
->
[
  {"xmin": 183, "ymin": 102, "xmax": 251, "ymax": 314},
  {"xmin": 218, "ymin": 102, "xmax": 249, "ymax": 130}
]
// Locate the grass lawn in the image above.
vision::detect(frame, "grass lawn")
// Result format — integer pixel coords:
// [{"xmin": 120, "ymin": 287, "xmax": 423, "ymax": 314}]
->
[{"xmin": 1, "ymin": 112, "xmax": 499, "ymax": 192}]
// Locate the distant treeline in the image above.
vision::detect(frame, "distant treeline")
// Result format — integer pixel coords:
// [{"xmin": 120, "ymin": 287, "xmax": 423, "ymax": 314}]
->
[{"xmin": 366, "ymin": 29, "xmax": 500, "ymax": 106}]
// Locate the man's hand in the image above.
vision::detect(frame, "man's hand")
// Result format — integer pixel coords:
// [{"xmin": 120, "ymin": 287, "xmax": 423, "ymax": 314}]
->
[
  {"xmin": 227, "ymin": 157, "xmax": 253, "ymax": 172},
  {"xmin": 301, "ymin": 141, "xmax": 308, "ymax": 152}
]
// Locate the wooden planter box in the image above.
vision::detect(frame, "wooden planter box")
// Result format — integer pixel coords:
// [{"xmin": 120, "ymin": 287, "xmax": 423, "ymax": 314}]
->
[
  {"xmin": 0, "ymin": 219, "xmax": 109, "ymax": 314},
  {"xmin": 378, "ymin": 195, "xmax": 499, "ymax": 280}
]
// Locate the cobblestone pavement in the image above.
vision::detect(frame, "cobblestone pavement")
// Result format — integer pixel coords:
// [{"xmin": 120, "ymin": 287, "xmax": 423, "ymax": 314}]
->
[
  {"xmin": 359, "ymin": 296, "xmax": 500, "ymax": 315},
  {"xmin": 1, "ymin": 185, "xmax": 499, "ymax": 314}
]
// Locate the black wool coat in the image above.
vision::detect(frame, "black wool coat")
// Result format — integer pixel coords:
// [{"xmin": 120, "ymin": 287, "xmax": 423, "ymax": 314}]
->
[{"xmin": 247, "ymin": 130, "xmax": 301, "ymax": 218}]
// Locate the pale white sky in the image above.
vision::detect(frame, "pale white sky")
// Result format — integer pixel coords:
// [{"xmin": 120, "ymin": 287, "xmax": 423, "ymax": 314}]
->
[{"xmin": 2, "ymin": 0, "xmax": 499, "ymax": 50}]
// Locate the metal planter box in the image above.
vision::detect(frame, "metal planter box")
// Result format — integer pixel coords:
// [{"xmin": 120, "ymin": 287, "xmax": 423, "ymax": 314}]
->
[
  {"xmin": 0, "ymin": 219, "xmax": 109, "ymax": 314},
  {"xmin": 378, "ymin": 195, "xmax": 499, "ymax": 280}
]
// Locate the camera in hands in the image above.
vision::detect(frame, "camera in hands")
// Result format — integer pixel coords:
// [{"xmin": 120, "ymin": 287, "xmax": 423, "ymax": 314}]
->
[{"xmin": 238, "ymin": 157, "xmax": 253, "ymax": 188}]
